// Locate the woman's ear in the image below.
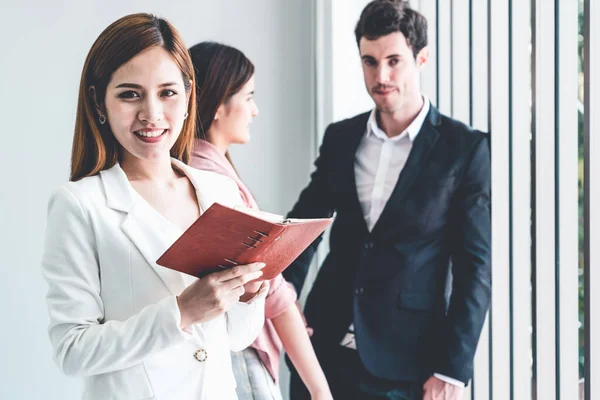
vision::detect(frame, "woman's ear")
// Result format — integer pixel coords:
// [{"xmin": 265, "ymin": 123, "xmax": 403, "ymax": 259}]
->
[
  {"xmin": 88, "ymin": 86, "xmax": 104, "ymax": 116},
  {"xmin": 214, "ymin": 104, "xmax": 224, "ymax": 121},
  {"xmin": 186, "ymin": 80, "xmax": 192, "ymax": 108}
]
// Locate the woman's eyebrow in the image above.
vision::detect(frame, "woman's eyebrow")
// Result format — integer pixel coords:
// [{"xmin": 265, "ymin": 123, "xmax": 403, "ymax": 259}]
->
[{"xmin": 114, "ymin": 82, "xmax": 178, "ymax": 89}]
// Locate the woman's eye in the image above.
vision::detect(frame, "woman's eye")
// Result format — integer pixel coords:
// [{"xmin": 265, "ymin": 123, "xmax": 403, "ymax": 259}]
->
[
  {"xmin": 162, "ymin": 89, "xmax": 177, "ymax": 97},
  {"xmin": 118, "ymin": 91, "xmax": 139, "ymax": 99}
]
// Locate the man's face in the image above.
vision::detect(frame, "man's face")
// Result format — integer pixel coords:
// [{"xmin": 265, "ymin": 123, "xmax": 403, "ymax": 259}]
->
[{"xmin": 359, "ymin": 32, "xmax": 428, "ymax": 114}]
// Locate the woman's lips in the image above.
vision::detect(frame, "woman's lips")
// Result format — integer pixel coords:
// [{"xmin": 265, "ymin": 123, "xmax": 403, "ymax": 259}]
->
[{"xmin": 133, "ymin": 129, "xmax": 167, "ymax": 143}]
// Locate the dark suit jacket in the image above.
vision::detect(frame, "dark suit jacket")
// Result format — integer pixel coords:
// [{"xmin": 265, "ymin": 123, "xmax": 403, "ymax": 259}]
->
[{"xmin": 283, "ymin": 106, "xmax": 491, "ymax": 385}]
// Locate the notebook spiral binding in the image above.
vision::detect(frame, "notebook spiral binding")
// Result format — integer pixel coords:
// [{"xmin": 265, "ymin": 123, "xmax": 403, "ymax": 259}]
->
[{"xmin": 217, "ymin": 229, "xmax": 269, "ymax": 269}]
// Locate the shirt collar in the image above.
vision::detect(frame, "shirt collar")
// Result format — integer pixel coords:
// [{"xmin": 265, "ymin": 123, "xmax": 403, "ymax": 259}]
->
[{"xmin": 367, "ymin": 96, "xmax": 430, "ymax": 142}]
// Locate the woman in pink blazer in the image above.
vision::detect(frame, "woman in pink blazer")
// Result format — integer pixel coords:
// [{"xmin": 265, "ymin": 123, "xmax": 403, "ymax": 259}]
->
[{"xmin": 188, "ymin": 42, "xmax": 332, "ymax": 400}]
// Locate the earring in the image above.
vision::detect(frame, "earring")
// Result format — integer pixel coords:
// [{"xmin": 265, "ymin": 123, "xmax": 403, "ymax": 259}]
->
[
  {"xmin": 183, "ymin": 112, "xmax": 189, "ymax": 119},
  {"xmin": 98, "ymin": 114, "xmax": 106, "ymax": 124}
]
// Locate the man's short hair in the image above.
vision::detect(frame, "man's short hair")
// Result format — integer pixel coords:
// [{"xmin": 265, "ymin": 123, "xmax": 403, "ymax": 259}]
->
[{"xmin": 354, "ymin": 0, "xmax": 428, "ymax": 58}]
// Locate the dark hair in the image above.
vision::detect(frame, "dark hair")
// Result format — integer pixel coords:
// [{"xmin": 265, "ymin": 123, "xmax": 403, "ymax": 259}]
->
[
  {"xmin": 354, "ymin": 0, "xmax": 428, "ymax": 58},
  {"xmin": 188, "ymin": 42, "xmax": 255, "ymax": 140},
  {"xmin": 71, "ymin": 13, "xmax": 196, "ymax": 181}
]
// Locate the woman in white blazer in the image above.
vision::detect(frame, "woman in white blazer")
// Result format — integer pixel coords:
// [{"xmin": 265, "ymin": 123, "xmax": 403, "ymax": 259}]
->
[{"xmin": 41, "ymin": 13, "xmax": 268, "ymax": 400}]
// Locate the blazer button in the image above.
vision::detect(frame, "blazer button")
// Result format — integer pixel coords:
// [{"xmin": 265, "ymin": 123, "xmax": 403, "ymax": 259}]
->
[
  {"xmin": 364, "ymin": 241, "xmax": 374, "ymax": 250},
  {"xmin": 194, "ymin": 349, "xmax": 208, "ymax": 362},
  {"xmin": 355, "ymin": 287, "xmax": 364, "ymax": 295}
]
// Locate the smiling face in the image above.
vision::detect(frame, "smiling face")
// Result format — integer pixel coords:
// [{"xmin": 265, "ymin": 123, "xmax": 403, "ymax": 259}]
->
[
  {"xmin": 211, "ymin": 75, "xmax": 259, "ymax": 146},
  {"xmin": 359, "ymin": 32, "xmax": 428, "ymax": 114},
  {"xmin": 100, "ymin": 46, "xmax": 189, "ymax": 163}
]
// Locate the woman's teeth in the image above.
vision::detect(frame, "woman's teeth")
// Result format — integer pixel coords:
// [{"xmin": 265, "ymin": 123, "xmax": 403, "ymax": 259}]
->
[{"xmin": 134, "ymin": 130, "xmax": 165, "ymax": 137}]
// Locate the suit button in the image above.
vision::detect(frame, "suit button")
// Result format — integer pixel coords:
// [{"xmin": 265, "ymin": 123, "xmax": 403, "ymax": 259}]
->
[
  {"xmin": 193, "ymin": 349, "xmax": 208, "ymax": 362},
  {"xmin": 355, "ymin": 287, "xmax": 364, "ymax": 295},
  {"xmin": 364, "ymin": 241, "xmax": 374, "ymax": 250}
]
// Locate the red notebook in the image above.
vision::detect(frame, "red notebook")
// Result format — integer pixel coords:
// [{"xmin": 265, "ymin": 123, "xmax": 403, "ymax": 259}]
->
[{"xmin": 156, "ymin": 202, "xmax": 333, "ymax": 280}]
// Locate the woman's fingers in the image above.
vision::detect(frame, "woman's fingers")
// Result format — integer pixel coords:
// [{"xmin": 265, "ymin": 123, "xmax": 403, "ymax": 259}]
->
[
  {"xmin": 222, "ymin": 270, "xmax": 264, "ymax": 291},
  {"xmin": 214, "ymin": 262, "xmax": 265, "ymax": 282},
  {"xmin": 256, "ymin": 280, "xmax": 270, "ymax": 296}
]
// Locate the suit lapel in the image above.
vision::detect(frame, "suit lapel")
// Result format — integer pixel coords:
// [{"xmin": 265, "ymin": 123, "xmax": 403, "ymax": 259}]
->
[
  {"xmin": 121, "ymin": 204, "xmax": 185, "ymax": 295},
  {"xmin": 100, "ymin": 163, "xmax": 186, "ymax": 295},
  {"xmin": 172, "ymin": 158, "xmax": 243, "ymax": 213},
  {"xmin": 370, "ymin": 108, "xmax": 441, "ymax": 236},
  {"xmin": 344, "ymin": 113, "xmax": 371, "ymax": 236}
]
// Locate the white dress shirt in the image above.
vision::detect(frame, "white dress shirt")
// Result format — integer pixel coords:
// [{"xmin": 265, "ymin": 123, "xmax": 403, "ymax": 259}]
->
[
  {"xmin": 344, "ymin": 97, "xmax": 463, "ymax": 387},
  {"xmin": 355, "ymin": 98, "xmax": 430, "ymax": 231}
]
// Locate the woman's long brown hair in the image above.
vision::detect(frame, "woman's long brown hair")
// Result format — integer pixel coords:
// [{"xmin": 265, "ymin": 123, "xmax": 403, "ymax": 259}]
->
[
  {"xmin": 70, "ymin": 13, "xmax": 196, "ymax": 181},
  {"xmin": 188, "ymin": 42, "xmax": 254, "ymax": 169}
]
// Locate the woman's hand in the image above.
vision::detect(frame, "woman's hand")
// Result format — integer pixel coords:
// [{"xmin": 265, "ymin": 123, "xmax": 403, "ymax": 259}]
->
[
  {"xmin": 177, "ymin": 262, "xmax": 265, "ymax": 329},
  {"xmin": 240, "ymin": 279, "xmax": 269, "ymax": 303},
  {"xmin": 243, "ymin": 280, "xmax": 263, "ymax": 295}
]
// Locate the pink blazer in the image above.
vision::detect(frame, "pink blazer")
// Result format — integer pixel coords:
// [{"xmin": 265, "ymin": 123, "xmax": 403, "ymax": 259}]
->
[{"xmin": 189, "ymin": 138, "xmax": 297, "ymax": 382}]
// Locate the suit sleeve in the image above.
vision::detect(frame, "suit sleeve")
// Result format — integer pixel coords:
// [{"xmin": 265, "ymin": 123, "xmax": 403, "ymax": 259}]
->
[
  {"xmin": 42, "ymin": 186, "xmax": 193, "ymax": 376},
  {"xmin": 283, "ymin": 125, "xmax": 336, "ymax": 294},
  {"xmin": 437, "ymin": 135, "xmax": 492, "ymax": 384}
]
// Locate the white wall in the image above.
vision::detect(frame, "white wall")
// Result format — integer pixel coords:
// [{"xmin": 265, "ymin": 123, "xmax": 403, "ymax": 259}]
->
[
  {"xmin": 331, "ymin": 0, "xmax": 373, "ymax": 122},
  {"xmin": 0, "ymin": 1, "xmax": 315, "ymax": 399},
  {"xmin": 328, "ymin": 0, "xmax": 440, "ymax": 122}
]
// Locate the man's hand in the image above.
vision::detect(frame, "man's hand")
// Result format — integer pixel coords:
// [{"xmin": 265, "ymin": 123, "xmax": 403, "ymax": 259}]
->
[{"xmin": 422, "ymin": 376, "xmax": 464, "ymax": 400}]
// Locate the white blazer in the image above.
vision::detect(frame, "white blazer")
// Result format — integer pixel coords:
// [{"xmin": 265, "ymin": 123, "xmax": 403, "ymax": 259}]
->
[{"xmin": 42, "ymin": 159, "xmax": 266, "ymax": 400}]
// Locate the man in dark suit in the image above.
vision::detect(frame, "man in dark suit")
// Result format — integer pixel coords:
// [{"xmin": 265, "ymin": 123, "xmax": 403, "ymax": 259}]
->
[{"xmin": 283, "ymin": 1, "xmax": 491, "ymax": 399}]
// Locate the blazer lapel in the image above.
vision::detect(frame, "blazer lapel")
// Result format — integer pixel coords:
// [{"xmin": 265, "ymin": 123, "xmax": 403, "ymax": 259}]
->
[
  {"xmin": 121, "ymin": 206, "xmax": 185, "ymax": 295},
  {"xmin": 371, "ymin": 107, "xmax": 441, "ymax": 236},
  {"xmin": 171, "ymin": 158, "xmax": 238, "ymax": 213},
  {"xmin": 345, "ymin": 113, "xmax": 371, "ymax": 236},
  {"xmin": 100, "ymin": 163, "xmax": 186, "ymax": 295}
]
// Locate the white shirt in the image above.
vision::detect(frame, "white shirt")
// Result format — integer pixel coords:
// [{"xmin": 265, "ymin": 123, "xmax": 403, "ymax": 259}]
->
[
  {"xmin": 355, "ymin": 98, "xmax": 430, "ymax": 231},
  {"xmin": 348, "ymin": 98, "xmax": 463, "ymax": 387}
]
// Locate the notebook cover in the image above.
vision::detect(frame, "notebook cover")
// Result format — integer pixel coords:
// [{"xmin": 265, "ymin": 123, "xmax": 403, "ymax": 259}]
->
[{"xmin": 156, "ymin": 202, "xmax": 332, "ymax": 280}]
